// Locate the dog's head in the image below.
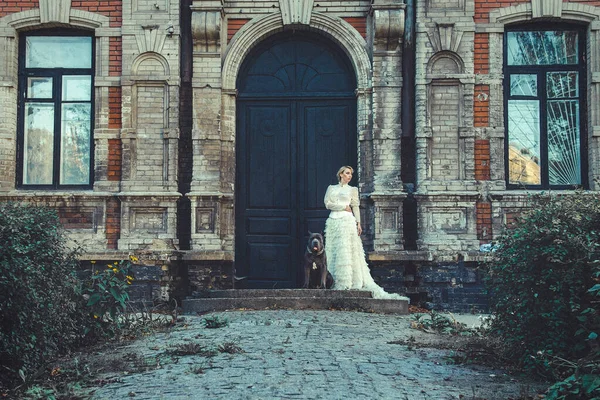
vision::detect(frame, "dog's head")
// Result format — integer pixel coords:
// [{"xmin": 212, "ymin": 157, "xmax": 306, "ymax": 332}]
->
[{"xmin": 307, "ymin": 231, "xmax": 324, "ymax": 254}]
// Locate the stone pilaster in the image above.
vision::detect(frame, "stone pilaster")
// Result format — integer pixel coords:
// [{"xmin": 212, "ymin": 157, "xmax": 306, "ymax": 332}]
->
[
  {"xmin": 589, "ymin": 21, "xmax": 600, "ymax": 190},
  {"xmin": 368, "ymin": 0, "xmax": 406, "ymax": 251},
  {"xmin": 188, "ymin": 1, "xmax": 232, "ymax": 252},
  {"xmin": 116, "ymin": 0, "xmax": 181, "ymax": 251}
]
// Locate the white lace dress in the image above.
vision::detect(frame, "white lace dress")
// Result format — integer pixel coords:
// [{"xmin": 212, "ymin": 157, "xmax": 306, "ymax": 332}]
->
[{"xmin": 323, "ymin": 183, "xmax": 409, "ymax": 301}]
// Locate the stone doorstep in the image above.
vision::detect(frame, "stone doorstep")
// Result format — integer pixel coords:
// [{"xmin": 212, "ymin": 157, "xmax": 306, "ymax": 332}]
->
[
  {"xmin": 182, "ymin": 294, "xmax": 409, "ymax": 315},
  {"xmin": 190, "ymin": 289, "xmax": 373, "ymax": 299}
]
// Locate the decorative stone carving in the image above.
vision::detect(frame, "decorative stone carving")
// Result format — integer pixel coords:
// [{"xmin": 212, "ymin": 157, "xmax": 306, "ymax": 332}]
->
[
  {"xmin": 137, "ymin": 25, "xmax": 167, "ymax": 54},
  {"xmin": 531, "ymin": 0, "xmax": 562, "ymax": 19},
  {"xmin": 427, "ymin": 0, "xmax": 464, "ymax": 12},
  {"xmin": 427, "ymin": 51, "xmax": 464, "ymax": 75},
  {"xmin": 130, "ymin": 208, "xmax": 167, "ymax": 233},
  {"xmin": 191, "ymin": 10, "xmax": 221, "ymax": 52},
  {"xmin": 372, "ymin": 2, "xmax": 405, "ymax": 52},
  {"xmin": 196, "ymin": 207, "xmax": 216, "ymax": 233},
  {"xmin": 427, "ymin": 23, "xmax": 463, "ymax": 53},
  {"xmin": 39, "ymin": 0, "xmax": 70, "ymax": 24},
  {"xmin": 279, "ymin": 0, "xmax": 314, "ymax": 26},
  {"xmin": 132, "ymin": 52, "xmax": 170, "ymax": 76}
]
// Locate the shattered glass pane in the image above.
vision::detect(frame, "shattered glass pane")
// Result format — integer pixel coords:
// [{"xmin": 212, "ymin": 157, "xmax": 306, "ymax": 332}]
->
[
  {"xmin": 508, "ymin": 100, "xmax": 541, "ymax": 185},
  {"xmin": 507, "ymin": 31, "xmax": 578, "ymax": 66},
  {"xmin": 510, "ymin": 74, "xmax": 537, "ymax": 96},
  {"xmin": 547, "ymin": 100, "xmax": 581, "ymax": 185},
  {"xmin": 547, "ymin": 72, "xmax": 578, "ymax": 98}
]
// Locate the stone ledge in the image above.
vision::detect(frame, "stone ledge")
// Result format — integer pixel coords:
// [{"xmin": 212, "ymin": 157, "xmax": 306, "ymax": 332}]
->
[
  {"xmin": 183, "ymin": 296, "xmax": 409, "ymax": 315},
  {"xmin": 368, "ymin": 251, "xmax": 432, "ymax": 262},
  {"xmin": 183, "ymin": 250, "xmax": 234, "ymax": 261}
]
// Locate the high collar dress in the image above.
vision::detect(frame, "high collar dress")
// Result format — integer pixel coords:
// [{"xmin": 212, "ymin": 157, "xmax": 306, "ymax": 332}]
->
[{"xmin": 323, "ymin": 183, "xmax": 409, "ymax": 301}]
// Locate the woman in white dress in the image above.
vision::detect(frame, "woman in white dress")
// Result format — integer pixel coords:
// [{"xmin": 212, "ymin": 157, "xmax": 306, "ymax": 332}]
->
[{"xmin": 324, "ymin": 166, "xmax": 409, "ymax": 301}]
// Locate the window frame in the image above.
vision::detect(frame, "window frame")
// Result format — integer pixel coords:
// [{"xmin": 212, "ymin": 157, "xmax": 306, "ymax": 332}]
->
[
  {"xmin": 503, "ymin": 23, "xmax": 588, "ymax": 190},
  {"xmin": 16, "ymin": 29, "xmax": 95, "ymax": 190}
]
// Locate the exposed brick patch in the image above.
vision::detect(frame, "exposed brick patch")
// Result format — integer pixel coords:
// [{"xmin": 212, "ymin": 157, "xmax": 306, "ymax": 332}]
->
[
  {"xmin": 58, "ymin": 208, "xmax": 95, "ymax": 230},
  {"xmin": 1, "ymin": 1, "xmax": 122, "ymax": 26},
  {"xmin": 503, "ymin": 210, "xmax": 527, "ymax": 229},
  {"xmin": 109, "ymin": 37, "xmax": 122, "ymax": 76},
  {"xmin": 107, "ymin": 138, "xmax": 122, "ymax": 182},
  {"xmin": 72, "ymin": 0, "xmax": 122, "ymax": 27},
  {"xmin": 475, "ymin": 139, "xmax": 490, "ymax": 181},
  {"xmin": 474, "ymin": 84, "xmax": 489, "ymax": 127},
  {"xmin": 474, "ymin": 33, "xmax": 489, "ymax": 74},
  {"xmin": 476, "ymin": 201, "xmax": 492, "ymax": 242},
  {"xmin": 108, "ymin": 86, "xmax": 121, "ymax": 128},
  {"xmin": 227, "ymin": 19, "xmax": 250, "ymax": 43},
  {"xmin": 474, "ymin": 0, "xmax": 528, "ymax": 23},
  {"xmin": 343, "ymin": 17, "xmax": 367, "ymax": 39},
  {"xmin": 106, "ymin": 196, "xmax": 121, "ymax": 250},
  {"xmin": 0, "ymin": 1, "xmax": 38, "ymax": 16}
]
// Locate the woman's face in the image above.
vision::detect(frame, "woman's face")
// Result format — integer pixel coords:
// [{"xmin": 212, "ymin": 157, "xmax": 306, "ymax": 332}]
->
[{"xmin": 339, "ymin": 168, "xmax": 352, "ymax": 184}]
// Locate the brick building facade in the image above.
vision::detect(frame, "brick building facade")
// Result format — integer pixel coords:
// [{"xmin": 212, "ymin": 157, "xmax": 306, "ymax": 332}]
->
[{"xmin": 1, "ymin": 0, "xmax": 599, "ymax": 310}]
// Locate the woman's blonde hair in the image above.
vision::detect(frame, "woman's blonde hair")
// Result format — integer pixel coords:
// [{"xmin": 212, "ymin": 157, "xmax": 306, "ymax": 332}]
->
[{"xmin": 337, "ymin": 165, "xmax": 354, "ymax": 182}]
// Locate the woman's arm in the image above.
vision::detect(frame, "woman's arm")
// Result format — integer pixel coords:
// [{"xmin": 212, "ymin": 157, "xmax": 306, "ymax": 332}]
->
[
  {"xmin": 324, "ymin": 185, "xmax": 347, "ymax": 211},
  {"xmin": 350, "ymin": 187, "xmax": 363, "ymax": 235},
  {"xmin": 350, "ymin": 187, "xmax": 361, "ymax": 223}
]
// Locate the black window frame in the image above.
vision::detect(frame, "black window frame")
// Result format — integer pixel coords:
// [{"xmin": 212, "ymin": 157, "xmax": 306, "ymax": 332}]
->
[
  {"xmin": 503, "ymin": 23, "xmax": 588, "ymax": 190},
  {"xmin": 16, "ymin": 29, "xmax": 95, "ymax": 190}
]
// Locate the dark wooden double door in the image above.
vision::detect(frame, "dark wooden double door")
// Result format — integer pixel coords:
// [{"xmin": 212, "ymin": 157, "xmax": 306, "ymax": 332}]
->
[{"xmin": 235, "ymin": 99, "xmax": 356, "ymax": 287}]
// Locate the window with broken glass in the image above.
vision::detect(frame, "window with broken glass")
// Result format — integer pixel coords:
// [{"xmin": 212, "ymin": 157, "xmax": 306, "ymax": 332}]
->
[
  {"xmin": 17, "ymin": 31, "xmax": 94, "ymax": 189},
  {"xmin": 504, "ymin": 26, "xmax": 587, "ymax": 189}
]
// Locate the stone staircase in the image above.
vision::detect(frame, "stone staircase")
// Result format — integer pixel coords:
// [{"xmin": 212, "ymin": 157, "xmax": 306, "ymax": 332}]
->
[{"xmin": 182, "ymin": 289, "xmax": 409, "ymax": 315}]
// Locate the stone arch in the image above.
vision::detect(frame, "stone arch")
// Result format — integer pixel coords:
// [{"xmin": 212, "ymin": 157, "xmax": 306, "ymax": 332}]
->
[
  {"xmin": 222, "ymin": 12, "xmax": 371, "ymax": 91},
  {"xmin": 132, "ymin": 52, "xmax": 170, "ymax": 76},
  {"xmin": 426, "ymin": 51, "xmax": 464, "ymax": 76},
  {"xmin": 0, "ymin": 8, "xmax": 109, "ymax": 31},
  {"xmin": 489, "ymin": 2, "xmax": 600, "ymax": 25}
]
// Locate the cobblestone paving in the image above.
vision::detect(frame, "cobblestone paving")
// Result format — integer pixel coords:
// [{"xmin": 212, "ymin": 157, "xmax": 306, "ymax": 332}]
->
[{"xmin": 89, "ymin": 310, "xmax": 546, "ymax": 400}]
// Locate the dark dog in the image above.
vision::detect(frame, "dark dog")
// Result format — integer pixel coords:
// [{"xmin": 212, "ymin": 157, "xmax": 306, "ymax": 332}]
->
[{"xmin": 303, "ymin": 232, "xmax": 333, "ymax": 289}]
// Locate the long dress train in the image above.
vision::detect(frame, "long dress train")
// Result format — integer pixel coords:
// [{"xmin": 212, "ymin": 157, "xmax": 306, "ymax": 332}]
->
[{"xmin": 324, "ymin": 183, "xmax": 409, "ymax": 301}]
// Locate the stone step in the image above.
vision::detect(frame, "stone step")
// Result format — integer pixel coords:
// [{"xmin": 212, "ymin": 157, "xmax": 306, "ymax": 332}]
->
[
  {"xmin": 190, "ymin": 289, "xmax": 373, "ymax": 299},
  {"xmin": 182, "ymin": 295, "xmax": 409, "ymax": 315}
]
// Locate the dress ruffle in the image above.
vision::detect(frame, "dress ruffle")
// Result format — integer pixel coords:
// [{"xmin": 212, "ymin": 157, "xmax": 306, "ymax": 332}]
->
[{"xmin": 324, "ymin": 213, "xmax": 409, "ymax": 302}]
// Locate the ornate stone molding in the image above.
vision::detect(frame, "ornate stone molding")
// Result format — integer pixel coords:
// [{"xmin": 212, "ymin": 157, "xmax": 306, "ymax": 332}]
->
[
  {"xmin": 490, "ymin": 2, "xmax": 600, "ymax": 24},
  {"xmin": 191, "ymin": 1, "xmax": 222, "ymax": 52},
  {"xmin": 137, "ymin": 25, "xmax": 167, "ymax": 54},
  {"xmin": 131, "ymin": 52, "xmax": 171, "ymax": 76},
  {"xmin": 372, "ymin": 1, "xmax": 405, "ymax": 52},
  {"xmin": 222, "ymin": 12, "xmax": 371, "ymax": 90},
  {"xmin": 191, "ymin": 11, "xmax": 221, "ymax": 52},
  {"xmin": 279, "ymin": 0, "xmax": 314, "ymax": 26},
  {"xmin": 426, "ymin": 23, "xmax": 463, "ymax": 53},
  {"xmin": 0, "ymin": 8, "xmax": 109, "ymax": 32},
  {"xmin": 39, "ymin": 0, "xmax": 70, "ymax": 24},
  {"xmin": 531, "ymin": 0, "xmax": 562, "ymax": 19}
]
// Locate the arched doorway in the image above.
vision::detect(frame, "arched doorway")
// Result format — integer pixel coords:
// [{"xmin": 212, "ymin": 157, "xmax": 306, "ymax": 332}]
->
[{"xmin": 235, "ymin": 32, "xmax": 357, "ymax": 288}]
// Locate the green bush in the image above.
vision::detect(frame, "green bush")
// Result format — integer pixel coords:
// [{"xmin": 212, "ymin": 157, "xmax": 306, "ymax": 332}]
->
[
  {"xmin": 486, "ymin": 192, "xmax": 600, "ymax": 379},
  {"xmin": 85, "ymin": 257, "xmax": 135, "ymax": 335},
  {"xmin": 0, "ymin": 203, "xmax": 90, "ymax": 388}
]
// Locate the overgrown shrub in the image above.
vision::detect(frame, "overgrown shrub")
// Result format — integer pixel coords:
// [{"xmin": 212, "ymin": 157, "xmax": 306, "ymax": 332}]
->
[
  {"xmin": 486, "ymin": 192, "xmax": 600, "ymax": 382},
  {"xmin": 0, "ymin": 203, "xmax": 90, "ymax": 388}
]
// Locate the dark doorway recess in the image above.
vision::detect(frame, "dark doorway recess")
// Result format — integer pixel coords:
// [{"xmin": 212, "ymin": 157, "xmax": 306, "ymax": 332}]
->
[{"xmin": 235, "ymin": 33, "xmax": 357, "ymax": 288}]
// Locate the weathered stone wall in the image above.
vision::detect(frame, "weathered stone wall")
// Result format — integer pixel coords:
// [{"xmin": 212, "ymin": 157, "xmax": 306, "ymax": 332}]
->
[{"xmin": 1, "ymin": 0, "xmax": 600, "ymax": 311}]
